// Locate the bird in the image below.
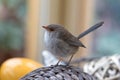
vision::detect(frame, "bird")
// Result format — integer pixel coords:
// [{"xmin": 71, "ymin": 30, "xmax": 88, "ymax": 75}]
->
[{"xmin": 42, "ymin": 21, "xmax": 104, "ymax": 65}]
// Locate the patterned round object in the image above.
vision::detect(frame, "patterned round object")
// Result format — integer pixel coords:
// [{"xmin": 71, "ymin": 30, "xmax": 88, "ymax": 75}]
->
[
  {"xmin": 20, "ymin": 65, "xmax": 95, "ymax": 80},
  {"xmin": 83, "ymin": 55, "xmax": 120, "ymax": 80}
]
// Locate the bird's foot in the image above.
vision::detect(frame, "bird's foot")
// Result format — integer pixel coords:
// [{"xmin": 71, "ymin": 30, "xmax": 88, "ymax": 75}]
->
[{"xmin": 55, "ymin": 59, "xmax": 61, "ymax": 66}]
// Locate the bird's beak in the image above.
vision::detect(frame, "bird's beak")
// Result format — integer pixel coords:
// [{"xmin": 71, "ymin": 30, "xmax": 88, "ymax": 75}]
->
[{"xmin": 42, "ymin": 26, "xmax": 51, "ymax": 31}]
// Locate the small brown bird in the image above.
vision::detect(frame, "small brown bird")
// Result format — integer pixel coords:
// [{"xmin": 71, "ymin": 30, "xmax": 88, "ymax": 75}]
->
[{"xmin": 42, "ymin": 22, "xmax": 104, "ymax": 65}]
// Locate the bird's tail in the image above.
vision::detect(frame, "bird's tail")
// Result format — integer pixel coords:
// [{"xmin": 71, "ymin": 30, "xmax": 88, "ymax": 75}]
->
[{"xmin": 77, "ymin": 21, "xmax": 104, "ymax": 39}]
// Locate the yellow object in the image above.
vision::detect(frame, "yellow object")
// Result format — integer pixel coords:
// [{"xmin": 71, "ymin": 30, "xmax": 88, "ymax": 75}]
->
[{"xmin": 0, "ymin": 57, "xmax": 43, "ymax": 80}]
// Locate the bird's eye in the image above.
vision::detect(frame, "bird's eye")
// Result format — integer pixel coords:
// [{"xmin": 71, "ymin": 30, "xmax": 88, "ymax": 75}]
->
[{"xmin": 49, "ymin": 28, "xmax": 54, "ymax": 31}]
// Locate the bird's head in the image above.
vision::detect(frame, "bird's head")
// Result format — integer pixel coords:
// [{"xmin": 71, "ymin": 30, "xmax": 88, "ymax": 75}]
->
[{"xmin": 42, "ymin": 24, "xmax": 65, "ymax": 32}]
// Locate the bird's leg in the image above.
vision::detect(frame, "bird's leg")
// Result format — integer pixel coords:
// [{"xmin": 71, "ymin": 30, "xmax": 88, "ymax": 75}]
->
[
  {"xmin": 66, "ymin": 54, "xmax": 74, "ymax": 65},
  {"xmin": 55, "ymin": 57, "xmax": 62, "ymax": 66},
  {"xmin": 56, "ymin": 59, "xmax": 61, "ymax": 65}
]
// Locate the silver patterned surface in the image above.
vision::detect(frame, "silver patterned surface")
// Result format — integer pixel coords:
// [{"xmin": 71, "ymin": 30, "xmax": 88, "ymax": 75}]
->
[{"xmin": 84, "ymin": 55, "xmax": 120, "ymax": 80}]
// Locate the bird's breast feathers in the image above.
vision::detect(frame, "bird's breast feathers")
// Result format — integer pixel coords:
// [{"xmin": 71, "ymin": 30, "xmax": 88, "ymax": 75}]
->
[{"xmin": 44, "ymin": 31, "xmax": 50, "ymax": 44}]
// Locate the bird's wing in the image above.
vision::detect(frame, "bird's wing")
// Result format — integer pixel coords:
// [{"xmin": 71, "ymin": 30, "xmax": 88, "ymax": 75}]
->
[
  {"xmin": 54, "ymin": 39, "xmax": 71, "ymax": 57},
  {"xmin": 61, "ymin": 30, "xmax": 86, "ymax": 48},
  {"xmin": 66, "ymin": 36, "xmax": 86, "ymax": 48}
]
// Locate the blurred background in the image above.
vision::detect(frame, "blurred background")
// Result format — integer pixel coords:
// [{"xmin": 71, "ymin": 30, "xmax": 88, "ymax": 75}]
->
[{"xmin": 0, "ymin": 0, "xmax": 120, "ymax": 65}]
